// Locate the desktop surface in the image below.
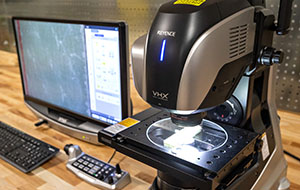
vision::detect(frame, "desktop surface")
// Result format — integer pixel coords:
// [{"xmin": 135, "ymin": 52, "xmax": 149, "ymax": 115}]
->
[{"xmin": 0, "ymin": 51, "xmax": 299, "ymax": 189}]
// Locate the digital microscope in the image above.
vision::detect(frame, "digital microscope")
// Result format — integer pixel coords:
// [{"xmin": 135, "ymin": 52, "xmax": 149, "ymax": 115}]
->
[{"xmin": 99, "ymin": 0, "xmax": 294, "ymax": 189}]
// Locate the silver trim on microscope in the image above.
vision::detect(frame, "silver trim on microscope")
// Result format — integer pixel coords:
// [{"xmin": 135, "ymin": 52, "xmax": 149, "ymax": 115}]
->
[
  {"xmin": 131, "ymin": 34, "xmax": 149, "ymax": 99},
  {"xmin": 177, "ymin": 7, "xmax": 256, "ymax": 110}
]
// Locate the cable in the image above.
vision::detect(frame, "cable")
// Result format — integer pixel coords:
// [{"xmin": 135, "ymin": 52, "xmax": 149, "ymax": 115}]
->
[
  {"xmin": 284, "ymin": 150, "xmax": 300, "ymax": 162},
  {"xmin": 107, "ymin": 150, "xmax": 127, "ymax": 164},
  {"xmin": 107, "ymin": 150, "xmax": 117, "ymax": 163}
]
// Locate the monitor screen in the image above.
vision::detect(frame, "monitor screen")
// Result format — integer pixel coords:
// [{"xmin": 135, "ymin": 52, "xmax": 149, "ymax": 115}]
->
[{"xmin": 13, "ymin": 18, "xmax": 129, "ymax": 126}]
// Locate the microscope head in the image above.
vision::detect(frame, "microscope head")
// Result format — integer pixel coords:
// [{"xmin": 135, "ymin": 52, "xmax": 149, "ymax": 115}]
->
[{"xmin": 132, "ymin": 0, "xmax": 256, "ymax": 123}]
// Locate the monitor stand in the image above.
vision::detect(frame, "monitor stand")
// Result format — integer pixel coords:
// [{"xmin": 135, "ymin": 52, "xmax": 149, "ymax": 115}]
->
[{"xmin": 26, "ymin": 101, "xmax": 105, "ymax": 144}]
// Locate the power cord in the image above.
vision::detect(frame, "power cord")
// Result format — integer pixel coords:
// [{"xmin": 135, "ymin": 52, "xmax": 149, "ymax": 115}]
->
[
  {"xmin": 107, "ymin": 150, "xmax": 127, "ymax": 165},
  {"xmin": 107, "ymin": 150, "xmax": 117, "ymax": 163},
  {"xmin": 284, "ymin": 150, "xmax": 300, "ymax": 162}
]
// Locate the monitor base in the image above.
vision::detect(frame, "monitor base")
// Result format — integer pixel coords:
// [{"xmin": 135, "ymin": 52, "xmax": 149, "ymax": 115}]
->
[{"xmin": 26, "ymin": 101, "xmax": 103, "ymax": 145}]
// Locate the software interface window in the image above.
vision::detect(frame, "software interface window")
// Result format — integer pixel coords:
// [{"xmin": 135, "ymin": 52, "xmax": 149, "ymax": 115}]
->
[
  {"xmin": 85, "ymin": 26, "xmax": 122, "ymax": 123},
  {"xmin": 15, "ymin": 20, "xmax": 122, "ymax": 124}
]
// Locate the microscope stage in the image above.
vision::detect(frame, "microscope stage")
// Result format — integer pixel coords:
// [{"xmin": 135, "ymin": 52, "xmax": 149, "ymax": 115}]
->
[{"xmin": 115, "ymin": 110, "xmax": 259, "ymax": 179}]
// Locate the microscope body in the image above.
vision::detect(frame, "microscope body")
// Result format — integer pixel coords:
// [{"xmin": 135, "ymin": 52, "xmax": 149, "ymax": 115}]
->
[
  {"xmin": 132, "ymin": 0, "xmax": 255, "ymax": 113},
  {"xmin": 130, "ymin": 0, "xmax": 291, "ymax": 189}
]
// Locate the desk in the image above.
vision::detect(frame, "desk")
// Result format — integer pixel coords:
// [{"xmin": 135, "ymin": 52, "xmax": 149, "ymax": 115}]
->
[{"xmin": 0, "ymin": 50, "xmax": 299, "ymax": 190}]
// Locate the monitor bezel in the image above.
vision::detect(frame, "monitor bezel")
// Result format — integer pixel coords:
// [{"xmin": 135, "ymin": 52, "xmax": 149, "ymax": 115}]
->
[{"xmin": 12, "ymin": 16, "xmax": 130, "ymax": 127}]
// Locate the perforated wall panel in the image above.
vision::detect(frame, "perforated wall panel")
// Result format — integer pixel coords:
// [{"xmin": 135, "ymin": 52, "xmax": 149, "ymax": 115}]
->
[
  {"xmin": 0, "ymin": 0, "xmax": 299, "ymax": 112},
  {"xmin": 267, "ymin": 0, "xmax": 300, "ymax": 111},
  {"xmin": 0, "ymin": 0, "xmax": 170, "ymax": 48}
]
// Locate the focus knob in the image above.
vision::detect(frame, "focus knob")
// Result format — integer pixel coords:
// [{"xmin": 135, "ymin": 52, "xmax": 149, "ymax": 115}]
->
[
  {"xmin": 272, "ymin": 50, "xmax": 284, "ymax": 64},
  {"xmin": 259, "ymin": 47, "xmax": 284, "ymax": 66}
]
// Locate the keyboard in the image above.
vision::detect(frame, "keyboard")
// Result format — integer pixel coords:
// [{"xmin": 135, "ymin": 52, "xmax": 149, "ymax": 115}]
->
[{"xmin": 0, "ymin": 121, "xmax": 59, "ymax": 173}]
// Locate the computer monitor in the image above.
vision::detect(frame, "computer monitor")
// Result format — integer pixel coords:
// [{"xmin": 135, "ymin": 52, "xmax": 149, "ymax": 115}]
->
[{"xmin": 12, "ymin": 17, "xmax": 130, "ymax": 144}]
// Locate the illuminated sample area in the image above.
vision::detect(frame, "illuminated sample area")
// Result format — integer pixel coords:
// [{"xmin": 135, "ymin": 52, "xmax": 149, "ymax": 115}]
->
[{"xmin": 147, "ymin": 118, "xmax": 228, "ymax": 159}]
